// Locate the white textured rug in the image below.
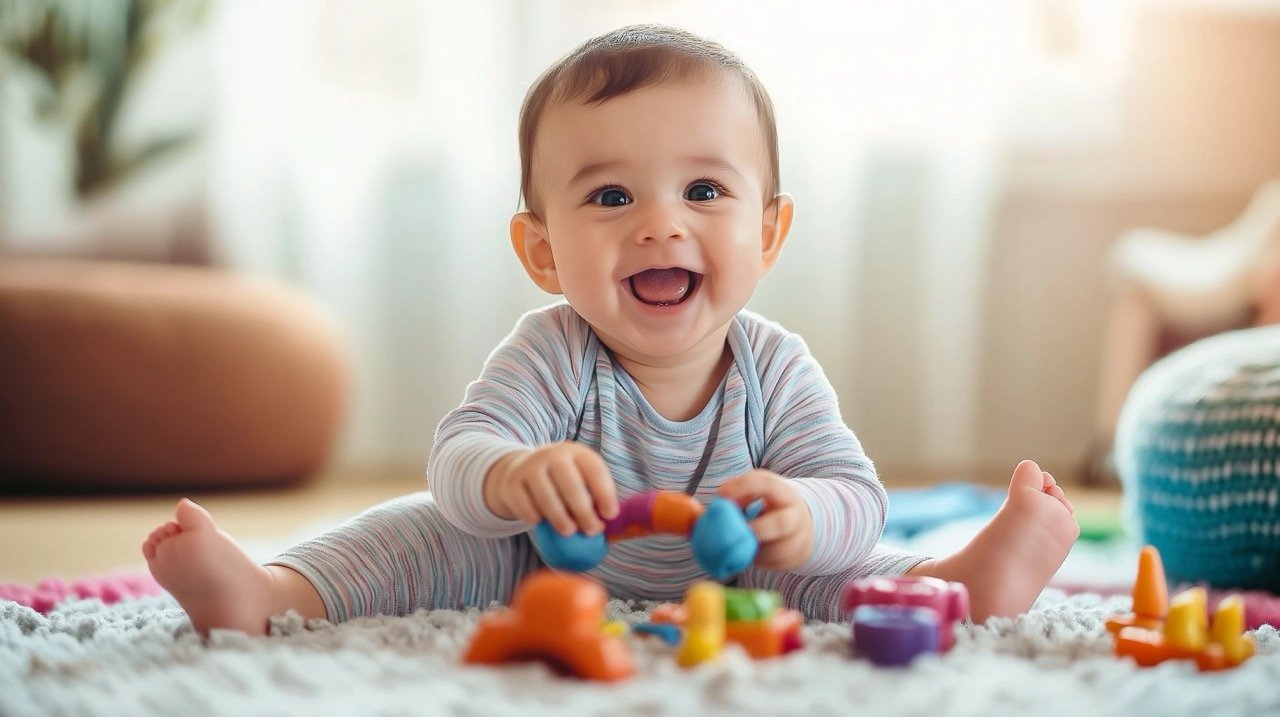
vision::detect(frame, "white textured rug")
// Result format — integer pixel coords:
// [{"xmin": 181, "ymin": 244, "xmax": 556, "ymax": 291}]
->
[{"xmin": 2, "ymin": 587, "xmax": 1278, "ymax": 717}]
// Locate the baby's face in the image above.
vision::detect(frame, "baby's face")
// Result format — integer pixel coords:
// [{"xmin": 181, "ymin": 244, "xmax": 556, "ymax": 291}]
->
[{"xmin": 527, "ymin": 76, "xmax": 780, "ymax": 368}]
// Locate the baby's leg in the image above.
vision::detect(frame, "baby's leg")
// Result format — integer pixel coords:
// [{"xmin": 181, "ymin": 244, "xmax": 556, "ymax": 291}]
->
[
  {"xmin": 142, "ymin": 498, "xmax": 315, "ymax": 636},
  {"xmin": 143, "ymin": 492, "xmax": 539, "ymax": 635},
  {"xmin": 736, "ymin": 545, "xmax": 930, "ymax": 621},
  {"xmin": 737, "ymin": 460, "xmax": 1078, "ymax": 623},
  {"xmin": 908, "ymin": 460, "xmax": 1078, "ymax": 621},
  {"xmin": 270, "ymin": 492, "xmax": 540, "ymax": 623}
]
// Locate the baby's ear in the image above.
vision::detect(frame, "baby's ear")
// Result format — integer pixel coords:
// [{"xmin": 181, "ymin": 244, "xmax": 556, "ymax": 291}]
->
[
  {"xmin": 759, "ymin": 194, "xmax": 794, "ymax": 275},
  {"xmin": 510, "ymin": 212, "xmax": 562, "ymax": 294}
]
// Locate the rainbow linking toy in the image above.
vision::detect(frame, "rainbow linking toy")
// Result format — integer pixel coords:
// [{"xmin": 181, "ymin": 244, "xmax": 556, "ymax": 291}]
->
[
  {"xmin": 647, "ymin": 584, "xmax": 804, "ymax": 664},
  {"xmin": 533, "ymin": 490, "xmax": 764, "ymax": 580}
]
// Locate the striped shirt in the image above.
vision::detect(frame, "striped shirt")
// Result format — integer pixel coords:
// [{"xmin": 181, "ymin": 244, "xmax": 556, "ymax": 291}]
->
[{"xmin": 428, "ymin": 303, "xmax": 887, "ymax": 598}]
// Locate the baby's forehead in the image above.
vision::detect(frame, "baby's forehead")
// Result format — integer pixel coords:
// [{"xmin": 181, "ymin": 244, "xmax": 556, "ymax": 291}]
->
[
  {"xmin": 532, "ymin": 76, "xmax": 770, "ymax": 179},
  {"xmin": 548, "ymin": 68, "xmax": 755, "ymax": 127},
  {"xmin": 551, "ymin": 61, "xmax": 738, "ymax": 108}
]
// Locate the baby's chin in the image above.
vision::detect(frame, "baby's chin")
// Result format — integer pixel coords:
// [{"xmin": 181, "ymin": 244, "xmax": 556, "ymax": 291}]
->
[{"xmin": 601, "ymin": 324, "xmax": 736, "ymax": 367}]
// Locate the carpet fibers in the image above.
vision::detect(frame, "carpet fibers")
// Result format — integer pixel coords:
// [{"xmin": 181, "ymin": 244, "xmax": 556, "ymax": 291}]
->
[{"xmin": 2, "ymin": 588, "xmax": 1278, "ymax": 717}]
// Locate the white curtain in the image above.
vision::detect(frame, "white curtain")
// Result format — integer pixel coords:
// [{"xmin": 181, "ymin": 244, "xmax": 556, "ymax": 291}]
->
[{"xmin": 209, "ymin": 0, "xmax": 1133, "ymax": 470}]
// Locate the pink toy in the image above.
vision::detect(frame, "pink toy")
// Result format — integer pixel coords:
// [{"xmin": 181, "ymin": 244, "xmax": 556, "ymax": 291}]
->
[
  {"xmin": 0, "ymin": 571, "xmax": 163, "ymax": 614},
  {"xmin": 841, "ymin": 575, "xmax": 970, "ymax": 652}
]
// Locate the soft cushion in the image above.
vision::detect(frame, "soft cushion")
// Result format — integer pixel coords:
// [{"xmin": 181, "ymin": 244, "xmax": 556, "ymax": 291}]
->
[
  {"xmin": 0, "ymin": 260, "xmax": 349, "ymax": 490},
  {"xmin": 1115, "ymin": 325, "xmax": 1280, "ymax": 591}
]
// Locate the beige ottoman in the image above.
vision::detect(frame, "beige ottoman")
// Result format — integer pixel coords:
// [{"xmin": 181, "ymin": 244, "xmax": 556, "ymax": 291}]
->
[{"xmin": 0, "ymin": 260, "xmax": 350, "ymax": 491}]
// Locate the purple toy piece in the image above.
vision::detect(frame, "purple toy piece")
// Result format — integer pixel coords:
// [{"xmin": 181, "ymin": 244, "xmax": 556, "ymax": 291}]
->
[
  {"xmin": 840, "ymin": 575, "xmax": 969, "ymax": 651},
  {"xmin": 603, "ymin": 492, "xmax": 659, "ymax": 538},
  {"xmin": 851, "ymin": 605, "xmax": 940, "ymax": 667}
]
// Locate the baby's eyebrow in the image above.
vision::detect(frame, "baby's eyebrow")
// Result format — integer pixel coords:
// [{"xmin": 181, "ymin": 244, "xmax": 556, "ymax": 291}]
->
[
  {"xmin": 685, "ymin": 155, "xmax": 744, "ymax": 180},
  {"xmin": 565, "ymin": 155, "xmax": 744, "ymax": 190},
  {"xmin": 567, "ymin": 160, "xmax": 626, "ymax": 190}
]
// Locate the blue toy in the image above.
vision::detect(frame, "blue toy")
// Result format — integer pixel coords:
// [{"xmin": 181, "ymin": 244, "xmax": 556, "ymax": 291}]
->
[{"xmin": 532, "ymin": 490, "xmax": 765, "ymax": 580}]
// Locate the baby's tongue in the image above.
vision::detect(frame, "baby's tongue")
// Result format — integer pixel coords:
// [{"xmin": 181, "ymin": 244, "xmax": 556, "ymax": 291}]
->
[{"xmin": 630, "ymin": 268, "xmax": 691, "ymax": 305}]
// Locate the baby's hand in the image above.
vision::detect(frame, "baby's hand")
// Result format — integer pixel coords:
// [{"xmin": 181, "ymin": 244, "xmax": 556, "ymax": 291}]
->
[
  {"xmin": 484, "ymin": 442, "xmax": 620, "ymax": 536},
  {"xmin": 717, "ymin": 470, "xmax": 814, "ymax": 571}
]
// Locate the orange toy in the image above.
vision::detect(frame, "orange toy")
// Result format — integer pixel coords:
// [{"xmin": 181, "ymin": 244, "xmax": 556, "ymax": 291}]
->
[
  {"xmin": 723, "ymin": 607, "xmax": 804, "ymax": 659},
  {"xmin": 1106, "ymin": 545, "xmax": 1255, "ymax": 672},
  {"xmin": 650, "ymin": 584, "xmax": 804, "ymax": 660},
  {"xmin": 463, "ymin": 570, "xmax": 634, "ymax": 681}
]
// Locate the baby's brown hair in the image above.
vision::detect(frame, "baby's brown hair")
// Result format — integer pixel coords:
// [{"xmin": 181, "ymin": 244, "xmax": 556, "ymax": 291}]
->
[{"xmin": 518, "ymin": 24, "xmax": 780, "ymax": 216}]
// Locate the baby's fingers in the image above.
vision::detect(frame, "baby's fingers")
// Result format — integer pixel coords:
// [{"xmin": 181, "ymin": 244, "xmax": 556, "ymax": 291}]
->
[
  {"xmin": 749, "ymin": 505, "xmax": 803, "ymax": 544},
  {"xmin": 505, "ymin": 484, "xmax": 541, "ymax": 526},
  {"xmin": 550, "ymin": 462, "xmax": 604, "ymax": 535},
  {"xmin": 576, "ymin": 450, "xmax": 618, "ymax": 520},
  {"xmin": 718, "ymin": 470, "xmax": 795, "ymax": 511},
  {"xmin": 754, "ymin": 532, "xmax": 809, "ymax": 571},
  {"xmin": 526, "ymin": 473, "xmax": 576, "ymax": 536},
  {"xmin": 717, "ymin": 470, "xmax": 776, "ymax": 507}
]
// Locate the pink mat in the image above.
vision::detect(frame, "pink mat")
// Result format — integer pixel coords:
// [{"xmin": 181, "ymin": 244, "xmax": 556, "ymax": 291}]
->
[{"xmin": 0, "ymin": 571, "xmax": 164, "ymax": 614}]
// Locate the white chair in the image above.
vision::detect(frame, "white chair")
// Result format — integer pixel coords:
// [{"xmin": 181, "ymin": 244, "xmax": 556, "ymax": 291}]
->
[{"xmin": 1087, "ymin": 179, "xmax": 1280, "ymax": 484}]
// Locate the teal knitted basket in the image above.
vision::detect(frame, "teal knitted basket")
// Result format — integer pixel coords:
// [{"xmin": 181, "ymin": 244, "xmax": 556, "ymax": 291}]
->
[{"xmin": 1115, "ymin": 325, "xmax": 1280, "ymax": 592}]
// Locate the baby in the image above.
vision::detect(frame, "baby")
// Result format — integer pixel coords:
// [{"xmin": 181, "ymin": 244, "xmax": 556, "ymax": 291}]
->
[{"xmin": 142, "ymin": 25, "xmax": 1079, "ymax": 636}]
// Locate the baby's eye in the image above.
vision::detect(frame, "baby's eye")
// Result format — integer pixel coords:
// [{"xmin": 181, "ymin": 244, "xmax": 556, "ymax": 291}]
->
[
  {"xmin": 685, "ymin": 182, "xmax": 719, "ymax": 202},
  {"xmin": 590, "ymin": 187, "xmax": 632, "ymax": 207}
]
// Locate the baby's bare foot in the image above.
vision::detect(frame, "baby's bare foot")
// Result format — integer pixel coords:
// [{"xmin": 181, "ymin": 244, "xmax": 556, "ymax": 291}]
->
[
  {"xmin": 909, "ymin": 460, "xmax": 1080, "ymax": 621},
  {"xmin": 143, "ymin": 499, "xmax": 280, "ymax": 636}
]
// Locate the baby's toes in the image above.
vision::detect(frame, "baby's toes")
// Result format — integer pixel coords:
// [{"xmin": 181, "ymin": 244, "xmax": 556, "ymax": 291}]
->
[
  {"xmin": 142, "ymin": 533, "xmax": 163, "ymax": 560},
  {"xmin": 142, "ymin": 521, "xmax": 182, "ymax": 560},
  {"xmin": 1046, "ymin": 484, "xmax": 1074, "ymax": 514},
  {"xmin": 149, "ymin": 522, "xmax": 177, "ymax": 542}
]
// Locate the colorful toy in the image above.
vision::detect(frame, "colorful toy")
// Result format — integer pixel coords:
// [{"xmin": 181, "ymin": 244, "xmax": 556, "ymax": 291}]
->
[
  {"xmin": 463, "ymin": 569, "xmax": 634, "ymax": 681},
  {"xmin": 677, "ymin": 582, "xmax": 727, "ymax": 667},
  {"xmin": 648, "ymin": 584, "xmax": 804, "ymax": 661},
  {"xmin": 1105, "ymin": 545, "xmax": 1256, "ymax": 671},
  {"xmin": 850, "ymin": 605, "xmax": 940, "ymax": 667},
  {"xmin": 533, "ymin": 490, "xmax": 765, "ymax": 580},
  {"xmin": 841, "ymin": 575, "xmax": 970, "ymax": 659},
  {"xmin": 632, "ymin": 622, "xmax": 682, "ymax": 646}
]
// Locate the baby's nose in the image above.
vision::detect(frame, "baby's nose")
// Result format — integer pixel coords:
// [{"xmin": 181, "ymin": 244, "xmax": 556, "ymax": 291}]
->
[{"xmin": 634, "ymin": 202, "xmax": 687, "ymax": 244}]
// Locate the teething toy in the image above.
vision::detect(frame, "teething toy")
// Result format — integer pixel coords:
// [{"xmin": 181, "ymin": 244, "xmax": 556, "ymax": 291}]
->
[{"xmin": 532, "ymin": 490, "xmax": 764, "ymax": 580}]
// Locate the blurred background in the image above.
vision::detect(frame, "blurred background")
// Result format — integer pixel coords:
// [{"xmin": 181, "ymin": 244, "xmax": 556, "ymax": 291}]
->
[{"xmin": 3, "ymin": 0, "xmax": 1280, "ymax": 503}]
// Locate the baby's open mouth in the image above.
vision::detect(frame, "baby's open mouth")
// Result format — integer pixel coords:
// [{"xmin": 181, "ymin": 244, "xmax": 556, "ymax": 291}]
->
[{"xmin": 627, "ymin": 268, "xmax": 701, "ymax": 306}]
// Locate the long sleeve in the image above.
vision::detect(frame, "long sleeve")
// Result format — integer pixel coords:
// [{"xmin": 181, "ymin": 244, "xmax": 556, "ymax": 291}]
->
[
  {"xmin": 756, "ymin": 329, "xmax": 887, "ymax": 575},
  {"xmin": 428, "ymin": 305, "xmax": 588, "ymax": 537}
]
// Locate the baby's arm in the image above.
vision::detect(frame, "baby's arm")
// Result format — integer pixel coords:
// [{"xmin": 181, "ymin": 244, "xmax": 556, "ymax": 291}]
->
[
  {"xmin": 755, "ymin": 331, "xmax": 887, "ymax": 575},
  {"xmin": 429, "ymin": 306, "xmax": 589, "ymax": 538}
]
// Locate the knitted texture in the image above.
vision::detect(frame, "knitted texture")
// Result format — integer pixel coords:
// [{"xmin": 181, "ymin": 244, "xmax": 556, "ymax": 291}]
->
[{"xmin": 1115, "ymin": 325, "xmax": 1280, "ymax": 591}]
